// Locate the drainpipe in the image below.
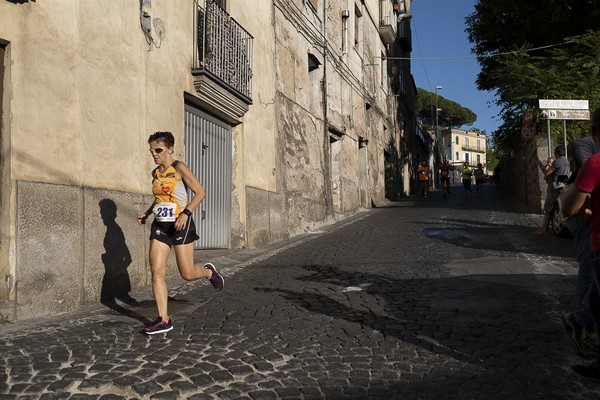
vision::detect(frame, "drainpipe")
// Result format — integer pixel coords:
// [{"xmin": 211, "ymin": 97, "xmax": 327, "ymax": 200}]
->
[{"xmin": 322, "ymin": 0, "xmax": 333, "ymax": 215}]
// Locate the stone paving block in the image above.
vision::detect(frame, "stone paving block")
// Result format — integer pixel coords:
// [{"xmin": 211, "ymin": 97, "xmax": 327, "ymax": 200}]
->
[
  {"xmin": 62, "ymin": 372, "xmax": 87, "ymax": 380},
  {"xmin": 88, "ymin": 363, "xmax": 115, "ymax": 372},
  {"xmin": 257, "ymin": 379, "xmax": 282, "ymax": 389},
  {"xmin": 78, "ymin": 378, "xmax": 109, "ymax": 391},
  {"xmin": 194, "ymin": 361, "xmax": 220, "ymax": 372},
  {"xmin": 168, "ymin": 380, "xmax": 197, "ymax": 393},
  {"xmin": 214, "ymin": 389, "xmax": 244, "ymax": 399},
  {"xmin": 112, "ymin": 364, "xmax": 139, "ymax": 374},
  {"xmin": 273, "ymin": 387, "xmax": 302, "ymax": 398},
  {"xmin": 189, "ymin": 373, "xmax": 214, "ymax": 386},
  {"xmin": 47, "ymin": 380, "xmax": 73, "ymax": 393},
  {"xmin": 298, "ymin": 386, "xmax": 323, "ymax": 398},
  {"xmin": 209, "ymin": 370, "xmax": 234, "ymax": 383},
  {"xmin": 252, "ymin": 362, "xmax": 274, "ymax": 372},
  {"xmin": 132, "ymin": 380, "xmax": 164, "ymax": 397},
  {"xmin": 202, "ymin": 384, "xmax": 225, "ymax": 395},
  {"xmin": 131, "ymin": 368, "xmax": 158, "ymax": 380},
  {"xmin": 243, "ymin": 373, "xmax": 267, "ymax": 384},
  {"xmin": 148, "ymin": 390, "xmax": 180, "ymax": 400},
  {"xmin": 155, "ymin": 372, "xmax": 182, "ymax": 385},
  {"xmin": 228, "ymin": 365, "xmax": 255, "ymax": 375},
  {"xmin": 186, "ymin": 394, "xmax": 213, "ymax": 400},
  {"xmin": 245, "ymin": 389, "xmax": 278, "ymax": 400},
  {"xmin": 112, "ymin": 375, "xmax": 143, "ymax": 388}
]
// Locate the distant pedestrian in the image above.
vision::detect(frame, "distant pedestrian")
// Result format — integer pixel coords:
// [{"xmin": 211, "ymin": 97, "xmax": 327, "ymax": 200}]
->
[
  {"xmin": 418, "ymin": 161, "xmax": 430, "ymax": 199},
  {"xmin": 493, "ymin": 165, "xmax": 502, "ymax": 189},
  {"xmin": 461, "ymin": 162, "xmax": 473, "ymax": 197},
  {"xmin": 440, "ymin": 159, "xmax": 451, "ymax": 197},
  {"xmin": 562, "ymin": 136, "xmax": 600, "ymax": 358},
  {"xmin": 535, "ymin": 145, "xmax": 570, "ymax": 235},
  {"xmin": 474, "ymin": 163, "xmax": 485, "ymax": 196},
  {"xmin": 561, "ymin": 108, "xmax": 600, "ymax": 380},
  {"xmin": 138, "ymin": 131, "xmax": 224, "ymax": 335}
]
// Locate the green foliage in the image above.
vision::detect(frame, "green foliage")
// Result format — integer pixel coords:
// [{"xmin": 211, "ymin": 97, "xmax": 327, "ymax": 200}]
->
[
  {"xmin": 466, "ymin": 0, "xmax": 600, "ymax": 157},
  {"xmin": 416, "ymin": 88, "xmax": 477, "ymax": 128},
  {"xmin": 486, "ymin": 147, "xmax": 498, "ymax": 171}
]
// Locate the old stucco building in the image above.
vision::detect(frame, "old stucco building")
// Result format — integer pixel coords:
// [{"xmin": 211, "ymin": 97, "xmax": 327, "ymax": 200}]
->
[
  {"xmin": 0, "ymin": 0, "xmax": 414, "ymax": 320},
  {"xmin": 443, "ymin": 128, "xmax": 488, "ymax": 171}
]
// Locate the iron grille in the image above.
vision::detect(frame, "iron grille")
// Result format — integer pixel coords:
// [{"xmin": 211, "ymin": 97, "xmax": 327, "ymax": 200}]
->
[{"xmin": 193, "ymin": 0, "xmax": 253, "ymax": 99}]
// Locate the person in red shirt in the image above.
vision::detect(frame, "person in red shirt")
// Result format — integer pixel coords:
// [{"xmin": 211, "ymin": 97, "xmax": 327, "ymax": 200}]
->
[
  {"xmin": 439, "ymin": 159, "xmax": 451, "ymax": 197},
  {"xmin": 561, "ymin": 107, "xmax": 600, "ymax": 380},
  {"xmin": 418, "ymin": 161, "xmax": 430, "ymax": 199}
]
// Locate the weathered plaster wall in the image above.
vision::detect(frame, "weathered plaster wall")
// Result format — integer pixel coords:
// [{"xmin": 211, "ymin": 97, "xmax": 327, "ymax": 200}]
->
[
  {"xmin": 0, "ymin": 0, "xmax": 404, "ymax": 320},
  {"xmin": 0, "ymin": 0, "xmax": 196, "ymax": 319}
]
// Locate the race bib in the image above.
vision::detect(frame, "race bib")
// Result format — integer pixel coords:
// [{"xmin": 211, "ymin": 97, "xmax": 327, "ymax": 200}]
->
[{"xmin": 153, "ymin": 202, "xmax": 177, "ymax": 222}]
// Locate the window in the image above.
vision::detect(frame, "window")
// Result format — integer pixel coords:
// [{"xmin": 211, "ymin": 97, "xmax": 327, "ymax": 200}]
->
[
  {"xmin": 455, "ymin": 152, "xmax": 459, "ymax": 160},
  {"xmin": 354, "ymin": 4, "xmax": 362, "ymax": 49},
  {"xmin": 477, "ymin": 140, "xmax": 481, "ymax": 150},
  {"xmin": 455, "ymin": 136, "xmax": 459, "ymax": 145},
  {"xmin": 308, "ymin": 53, "xmax": 320, "ymax": 72},
  {"xmin": 308, "ymin": 53, "xmax": 322, "ymax": 114},
  {"xmin": 465, "ymin": 137, "xmax": 469, "ymax": 147},
  {"xmin": 465, "ymin": 153, "xmax": 469, "ymax": 163},
  {"xmin": 477, "ymin": 154, "xmax": 481, "ymax": 164}
]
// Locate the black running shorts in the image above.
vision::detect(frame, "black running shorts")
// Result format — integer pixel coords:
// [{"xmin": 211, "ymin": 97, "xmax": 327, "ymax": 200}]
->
[{"xmin": 150, "ymin": 216, "xmax": 199, "ymax": 246}]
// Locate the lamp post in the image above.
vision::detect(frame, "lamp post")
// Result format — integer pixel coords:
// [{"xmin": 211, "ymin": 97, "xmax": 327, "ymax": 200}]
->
[
  {"xmin": 434, "ymin": 85, "xmax": 443, "ymax": 170},
  {"xmin": 435, "ymin": 86, "xmax": 443, "ymax": 179}
]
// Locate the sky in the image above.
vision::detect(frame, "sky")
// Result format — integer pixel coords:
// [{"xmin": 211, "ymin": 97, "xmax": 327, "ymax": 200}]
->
[{"xmin": 409, "ymin": 0, "xmax": 501, "ymax": 136}]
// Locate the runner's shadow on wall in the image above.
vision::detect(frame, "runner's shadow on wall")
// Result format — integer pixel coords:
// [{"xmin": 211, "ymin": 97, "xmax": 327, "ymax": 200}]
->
[{"xmin": 99, "ymin": 199, "xmax": 151, "ymax": 324}]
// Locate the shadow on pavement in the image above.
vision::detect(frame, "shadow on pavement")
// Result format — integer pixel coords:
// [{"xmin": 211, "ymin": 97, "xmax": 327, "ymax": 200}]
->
[{"xmin": 253, "ymin": 264, "xmax": 579, "ymax": 399}]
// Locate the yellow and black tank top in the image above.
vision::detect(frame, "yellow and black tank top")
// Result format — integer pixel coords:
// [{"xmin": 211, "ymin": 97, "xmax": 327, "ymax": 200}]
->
[{"xmin": 152, "ymin": 161, "xmax": 188, "ymax": 220}]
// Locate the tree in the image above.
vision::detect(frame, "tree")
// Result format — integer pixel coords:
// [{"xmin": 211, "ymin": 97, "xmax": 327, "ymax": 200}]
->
[
  {"xmin": 415, "ymin": 88, "xmax": 477, "ymax": 129},
  {"xmin": 466, "ymin": 0, "xmax": 600, "ymax": 157}
]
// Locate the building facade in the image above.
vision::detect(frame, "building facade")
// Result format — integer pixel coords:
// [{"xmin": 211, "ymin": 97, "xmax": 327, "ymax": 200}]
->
[
  {"xmin": 0, "ymin": 0, "xmax": 414, "ymax": 320},
  {"xmin": 443, "ymin": 128, "xmax": 487, "ymax": 171}
]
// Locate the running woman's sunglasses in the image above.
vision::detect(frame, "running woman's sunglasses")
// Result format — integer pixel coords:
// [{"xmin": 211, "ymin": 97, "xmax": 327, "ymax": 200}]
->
[{"xmin": 149, "ymin": 146, "xmax": 168, "ymax": 154}]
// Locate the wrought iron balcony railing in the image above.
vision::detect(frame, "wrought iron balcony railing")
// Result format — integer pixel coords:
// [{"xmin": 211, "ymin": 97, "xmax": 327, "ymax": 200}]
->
[
  {"xmin": 193, "ymin": 0, "xmax": 253, "ymax": 100},
  {"xmin": 461, "ymin": 144, "xmax": 486, "ymax": 153}
]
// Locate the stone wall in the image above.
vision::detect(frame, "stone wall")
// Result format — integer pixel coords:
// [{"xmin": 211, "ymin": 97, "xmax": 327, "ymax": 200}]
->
[
  {"xmin": 501, "ymin": 137, "xmax": 550, "ymax": 213},
  {"xmin": 11, "ymin": 181, "xmax": 155, "ymax": 321}
]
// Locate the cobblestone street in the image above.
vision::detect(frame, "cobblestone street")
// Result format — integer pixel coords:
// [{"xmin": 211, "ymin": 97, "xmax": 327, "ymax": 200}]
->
[{"xmin": 1, "ymin": 184, "xmax": 598, "ymax": 399}]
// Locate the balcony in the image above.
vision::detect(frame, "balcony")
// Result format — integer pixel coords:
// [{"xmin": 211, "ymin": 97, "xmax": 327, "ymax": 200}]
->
[
  {"xmin": 378, "ymin": 0, "xmax": 396, "ymax": 45},
  {"xmin": 461, "ymin": 144, "xmax": 486, "ymax": 153},
  {"xmin": 192, "ymin": 0, "xmax": 253, "ymax": 124}
]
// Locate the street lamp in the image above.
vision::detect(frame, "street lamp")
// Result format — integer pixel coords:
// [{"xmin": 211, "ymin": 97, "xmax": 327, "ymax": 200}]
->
[{"xmin": 434, "ymin": 85, "xmax": 443, "ymax": 162}]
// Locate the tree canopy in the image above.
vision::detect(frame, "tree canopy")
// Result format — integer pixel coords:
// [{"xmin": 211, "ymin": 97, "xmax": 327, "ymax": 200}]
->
[
  {"xmin": 416, "ymin": 88, "xmax": 477, "ymax": 129},
  {"xmin": 465, "ymin": 0, "xmax": 600, "ymax": 158}
]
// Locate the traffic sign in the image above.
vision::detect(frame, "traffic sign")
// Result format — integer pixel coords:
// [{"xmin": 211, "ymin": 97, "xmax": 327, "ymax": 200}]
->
[
  {"xmin": 539, "ymin": 99, "xmax": 589, "ymax": 110},
  {"xmin": 521, "ymin": 123, "xmax": 536, "ymax": 141},
  {"xmin": 540, "ymin": 109, "xmax": 590, "ymax": 120}
]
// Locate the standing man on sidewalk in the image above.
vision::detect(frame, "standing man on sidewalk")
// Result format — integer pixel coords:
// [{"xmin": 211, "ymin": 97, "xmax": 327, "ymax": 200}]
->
[
  {"xmin": 562, "ymin": 135, "xmax": 599, "ymax": 357},
  {"xmin": 561, "ymin": 107, "xmax": 600, "ymax": 380}
]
